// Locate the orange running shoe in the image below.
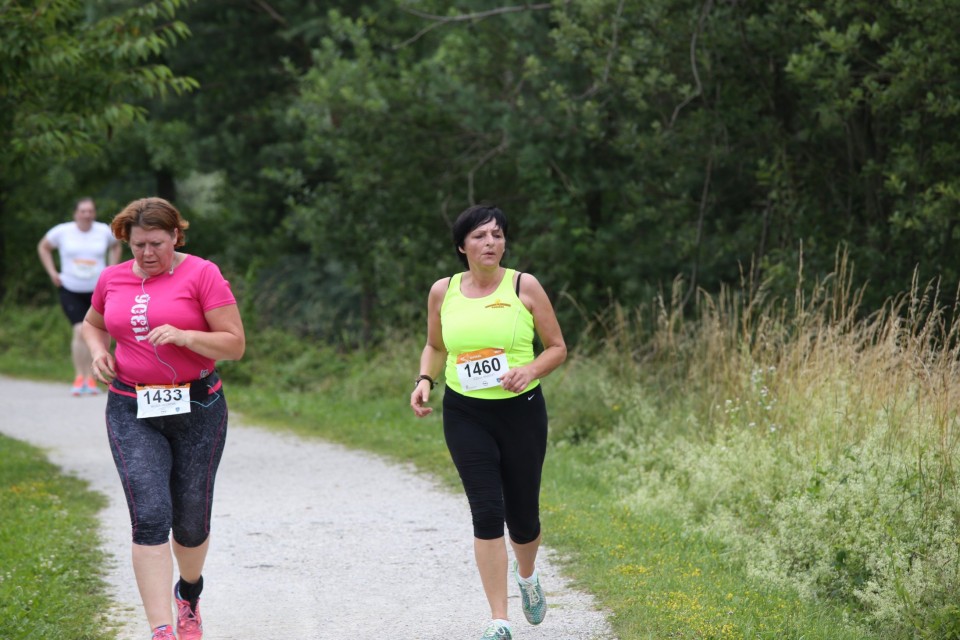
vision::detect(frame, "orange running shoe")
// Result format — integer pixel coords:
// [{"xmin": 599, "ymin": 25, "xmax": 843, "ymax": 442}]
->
[{"xmin": 71, "ymin": 375, "xmax": 84, "ymax": 396}]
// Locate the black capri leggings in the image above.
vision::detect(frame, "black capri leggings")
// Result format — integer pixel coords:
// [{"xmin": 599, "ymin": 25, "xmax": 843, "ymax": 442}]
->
[
  {"xmin": 442, "ymin": 384, "xmax": 548, "ymax": 544},
  {"xmin": 105, "ymin": 373, "xmax": 228, "ymax": 546}
]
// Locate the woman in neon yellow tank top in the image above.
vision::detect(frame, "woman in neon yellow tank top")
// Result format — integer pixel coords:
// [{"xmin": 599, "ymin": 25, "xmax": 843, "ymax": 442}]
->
[{"xmin": 411, "ymin": 205, "xmax": 566, "ymax": 640}]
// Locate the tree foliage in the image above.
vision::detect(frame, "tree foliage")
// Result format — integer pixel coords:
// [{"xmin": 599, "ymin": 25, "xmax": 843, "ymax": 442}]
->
[
  {"xmin": 3, "ymin": 0, "xmax": 960, "ymax": 630},
  {"xmin": 4, "ymin": 0, "xmax": 960, "ymax": 332},
  {"xmin": 1, "ymin": 0, "xmax": 196, "ymax": 167},
  {"xmin": 0, "ymin": 0, "xmax": 195, "ymax": 300}
]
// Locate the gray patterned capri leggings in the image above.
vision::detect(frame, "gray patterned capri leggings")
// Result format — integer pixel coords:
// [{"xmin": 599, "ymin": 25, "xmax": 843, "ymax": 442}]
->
[{"xmin": 105, "ymin": 373, "xmax": 228, "ymax": 547}]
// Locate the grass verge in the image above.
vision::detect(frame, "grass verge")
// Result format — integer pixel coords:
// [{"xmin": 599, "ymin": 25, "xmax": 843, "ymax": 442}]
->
[{"xmin": 0, "ymin": 434, "xmax": 116, "ymax": 640}]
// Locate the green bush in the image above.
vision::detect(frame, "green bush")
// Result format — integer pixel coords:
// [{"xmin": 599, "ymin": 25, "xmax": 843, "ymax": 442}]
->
[{"xmin": 0, "ymin": 303, "xmax": 73, "ymax": 380}]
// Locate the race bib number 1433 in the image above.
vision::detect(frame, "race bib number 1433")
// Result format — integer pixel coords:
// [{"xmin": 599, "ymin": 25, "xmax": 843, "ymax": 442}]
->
[{"xmin": 136, "ymin": 383, "xmax": 191, "ymax": 418}]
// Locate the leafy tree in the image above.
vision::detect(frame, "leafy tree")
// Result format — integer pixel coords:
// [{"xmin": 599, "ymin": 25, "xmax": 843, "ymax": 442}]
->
[
  {"xmin": 122, "ymin": 1, "xmax": 364, "ymax": 332},
  {"xmin": 782, "ymin": 0, "xmax": 960, "ymax": 293},
  {"xmin": 7, "ymin": 0, "xmax": 960, "ymax": 343},
  {"xmin": 0, "ymin": 0, "xmax": 195, "ymax": 300}
]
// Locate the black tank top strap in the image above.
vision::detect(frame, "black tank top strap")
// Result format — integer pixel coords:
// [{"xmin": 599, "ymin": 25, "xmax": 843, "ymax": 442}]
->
[{"xmin": 515, "ymin": 271, "xmax": 523, "ymax": 296}]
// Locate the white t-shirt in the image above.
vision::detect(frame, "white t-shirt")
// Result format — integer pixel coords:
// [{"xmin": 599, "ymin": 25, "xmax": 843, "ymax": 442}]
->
[{"xmin": 45, "ymin": 221, "xmax": 118, "ymax": 293}]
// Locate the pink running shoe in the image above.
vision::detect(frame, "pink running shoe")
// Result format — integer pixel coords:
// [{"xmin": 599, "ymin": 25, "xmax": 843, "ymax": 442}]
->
[
  {"xmin": 176, "ymin": 593, "xmax": 203, "ymax": 640},
  {"xmin": 151, "ymin": 625, "xmax": 176, "ymax": 640}
]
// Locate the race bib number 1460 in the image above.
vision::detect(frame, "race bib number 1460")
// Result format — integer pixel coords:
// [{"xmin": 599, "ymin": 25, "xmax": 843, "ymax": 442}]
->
[
  {"xmin": 456, "ymin": 348, "xmax": 509, "ymax": 392},
  {"xmin": 136, "ymin": 383, "xmax": 191, "ymax": 418}
]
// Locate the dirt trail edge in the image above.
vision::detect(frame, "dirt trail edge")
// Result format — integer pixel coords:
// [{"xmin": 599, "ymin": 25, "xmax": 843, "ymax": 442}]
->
[{"xmin": 1, "ymin": 376, "xmax": 615, "ymax": 640}]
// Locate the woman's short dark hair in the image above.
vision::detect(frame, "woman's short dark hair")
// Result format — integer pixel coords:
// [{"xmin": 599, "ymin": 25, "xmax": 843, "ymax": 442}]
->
[{"xmin": 452, "ymin": 204, "xmax": 508, "ymax": 268}]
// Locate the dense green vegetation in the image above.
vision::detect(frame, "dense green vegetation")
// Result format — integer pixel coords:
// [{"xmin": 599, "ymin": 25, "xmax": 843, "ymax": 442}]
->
[
  {"xmin": 3, "ymin": 1, "xmax": 960, "ymax": 637},
  {"xmin": 0, "ymin": 434, "xmax": 114, "ymax": 640},
  {"xmin": 3, "ymin": 1, "xmax": 960, "ymax": 338}
]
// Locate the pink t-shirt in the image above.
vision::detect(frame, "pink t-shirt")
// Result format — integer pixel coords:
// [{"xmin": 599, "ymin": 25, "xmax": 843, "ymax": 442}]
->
[{"xmin": 92, "ymin": 255, "xmax": 237, "ymax": 385}]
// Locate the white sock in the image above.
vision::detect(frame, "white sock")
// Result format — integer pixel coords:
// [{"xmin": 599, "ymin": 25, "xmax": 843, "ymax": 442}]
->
[
  {"xmin": 492, "ymin": 618, "xmax": 511, "ymax": 629},
  {"xmin": 517, "ymin": 567, "xmax": 538, "ymax": 583}
]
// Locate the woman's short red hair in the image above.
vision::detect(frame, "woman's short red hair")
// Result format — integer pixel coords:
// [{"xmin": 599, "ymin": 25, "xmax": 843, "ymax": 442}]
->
[{"xmin": 111, "ymin": 197, "xmax": 189, "ymax": 248}]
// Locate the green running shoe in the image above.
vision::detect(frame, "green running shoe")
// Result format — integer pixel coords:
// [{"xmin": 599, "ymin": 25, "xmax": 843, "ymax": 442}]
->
[
  {"xmin": 480, "ymin": 620, "xmax": 512, "ymax": 639},
  {"xmin": 514, "ymin": 560, "xmax": 547, "ymax": 625}
]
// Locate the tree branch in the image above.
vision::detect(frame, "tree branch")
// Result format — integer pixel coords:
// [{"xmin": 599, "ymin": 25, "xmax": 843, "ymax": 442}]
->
[
  {"xmin": 578, "ymin": 0, "xmax": 625, "ymax": 99},
  {"xmin": 752, "ymin": 198, "xmax": 772, "ymax": 295},
  {"xmin": 251, "ymin": 0, "xmax": 287, "ymax": 26},
  {"xmin": 669, "ymin": 0, "xmax": 713, "ymax": 128},
  {"xmin": 548, "ymin": 158, "xmax": 575, "ymax": 195},
  {"xmin": 396, "ymin": 2, "xmax": 557, "ymax": 49},
  {"xmin": 468, "ymin": 131, "xmax": 509, "ymax": 205},
  {"xmin": 682, "ymin": 152, "xmax": 713, "ymax": 308}
]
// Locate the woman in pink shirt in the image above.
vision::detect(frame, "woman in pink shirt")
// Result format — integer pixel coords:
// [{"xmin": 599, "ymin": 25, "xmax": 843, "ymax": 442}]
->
[{"xmin": 82, "ymin": 197, "xmax": 245, "ymax": 640}]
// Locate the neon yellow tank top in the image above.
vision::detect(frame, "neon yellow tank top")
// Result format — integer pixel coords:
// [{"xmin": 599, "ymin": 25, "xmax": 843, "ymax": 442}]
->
[{"xmin": 441, "ymin": 268, "xmax": 539, "ymax": 399}]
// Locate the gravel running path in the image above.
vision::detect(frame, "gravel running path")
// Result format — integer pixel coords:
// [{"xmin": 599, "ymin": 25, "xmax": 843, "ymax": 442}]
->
[{"xmin": 1, "ymin": 375, "xmax": 615, "ymax": 640}]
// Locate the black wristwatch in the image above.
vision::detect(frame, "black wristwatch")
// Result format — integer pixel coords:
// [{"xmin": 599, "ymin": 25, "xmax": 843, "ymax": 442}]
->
[{"xmin": 414, "ymin": 374, "xmax": 437, "ymax": 389}]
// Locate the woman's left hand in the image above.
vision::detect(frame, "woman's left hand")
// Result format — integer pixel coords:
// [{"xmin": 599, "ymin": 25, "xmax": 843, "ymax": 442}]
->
[
  {"xmin": 147, "ymin": 325, "xmax": 185, "ymax": 347},
  {"xmin": 499, "ymin": 365, "xmax": 535, "ymax": 394}
]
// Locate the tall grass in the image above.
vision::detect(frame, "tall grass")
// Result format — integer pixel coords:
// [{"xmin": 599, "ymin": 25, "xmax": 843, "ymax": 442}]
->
[{"xmin": 549, "ymin": 253, "xmax": 960, "ymax": 637}]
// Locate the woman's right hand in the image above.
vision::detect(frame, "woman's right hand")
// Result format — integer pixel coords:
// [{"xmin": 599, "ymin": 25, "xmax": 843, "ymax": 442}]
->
[
  {"xmin": 410, "ymin": 380, "xmax": 434, "ymax": 418},
  {"xmin": 91, "ymin": 351, "xmax": 116, "ymax": 384}
]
